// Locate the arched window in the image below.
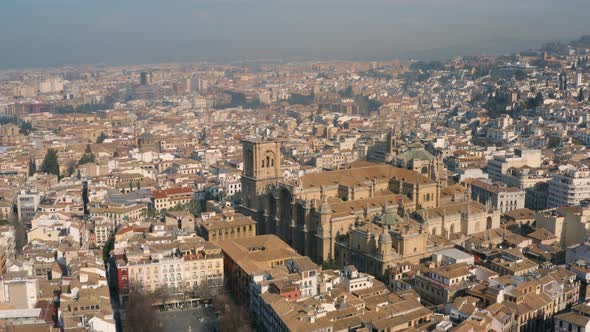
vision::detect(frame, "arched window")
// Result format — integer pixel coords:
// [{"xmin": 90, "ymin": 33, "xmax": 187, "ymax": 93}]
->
[
  {"xmin": 266, "ymin": 156, "xmax": 270, "ymax": 168},
  {"xmin": 486, "ymin": 217, "xmax": 493, "ymax": 229}
]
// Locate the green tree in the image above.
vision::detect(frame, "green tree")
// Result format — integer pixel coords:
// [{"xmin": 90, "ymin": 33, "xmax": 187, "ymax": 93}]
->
[
  {"xmin": 548, "ymin": 136, "xmax": 561, "ymax": 148},
  {"xmin": 66, "ymin": 160, "xmax": 77, "ymax": 177},
  {"xmin": 322, "ymin": 256, "xmax": 339, "ymax": 270},
  {"xmin": 168, "ymin": 203, "xmax": 185, "ymax": 211},
  {"xmin": 339, "ymin": 86, "xmax": 354, "ymax": 98},
  {"xmin": 28, "ymin": 159, "xmax": 36, "ymax": 176},
  {"xmin": 19, "ymin": 121, "xmax": 33, "ymax": 135},
  {"xmin": 78, "ymin": 145, "xmax": 95, "ymax": 165},
  {"xmin": 533, "ymin": 92, "xmax": 544, "ymax": 107},
  {"xmin": 96, "ymin": 132, "xmax": 107, "ymax": 143},
  {"xmin": 187, "ymin": 199, "xmax": 201, "ymax": 217},
  {"xmin": 41, "ymin": 149, "xmax": 60, "ymax": 177}
]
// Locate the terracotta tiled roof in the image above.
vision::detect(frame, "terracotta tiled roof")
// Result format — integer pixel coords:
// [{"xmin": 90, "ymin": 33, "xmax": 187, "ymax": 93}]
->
[{"xmin": 152, "ymin": 187, "xmax": 193, "ymax": 199}]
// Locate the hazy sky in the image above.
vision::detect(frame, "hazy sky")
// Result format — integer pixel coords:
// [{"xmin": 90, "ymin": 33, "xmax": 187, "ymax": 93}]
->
[{"xmin": 1, "ymin": 0, "xmax": 590, "ymax": 69}]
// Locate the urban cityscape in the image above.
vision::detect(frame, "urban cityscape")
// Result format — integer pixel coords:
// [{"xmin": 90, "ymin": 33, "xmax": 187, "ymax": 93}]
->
[{"xmin": 4, "ymin": 3, "xmax": 590, "ymax": 332}]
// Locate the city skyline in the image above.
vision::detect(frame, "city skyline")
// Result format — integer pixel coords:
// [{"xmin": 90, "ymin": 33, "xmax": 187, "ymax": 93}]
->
[{"xmin": 2, "ymin": 0, "xmax": 590, "ymax": 69}]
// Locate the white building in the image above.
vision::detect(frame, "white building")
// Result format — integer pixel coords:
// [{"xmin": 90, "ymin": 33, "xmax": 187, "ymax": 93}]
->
[
  {"xmin": 39, "ymin": 78, "xmax": 64, "ymax": 94},
  {"xmin": 469, "ymin": 179, "xmax": 525, "ymax": 213},
  {"xmin": 548, "ymin": 166, "xmax": 590, "ymax": 208},
  {"xmin": 487, "ymin": 149, "xmax": 541, "ymax": 183},
  {"xmin": 341, "ymin": 265, "xmax": 374, "ymax": 293},
  {"xmin": 16, "ymin": 189, "xmax": 41, "ymax": 222},
  {"xmin": 0, "ymin": 278, "xmax": 39, "ymax": 309},
  {"xmin": 432, "ymin": 248, "xmax": 474, "ymax": 266}
]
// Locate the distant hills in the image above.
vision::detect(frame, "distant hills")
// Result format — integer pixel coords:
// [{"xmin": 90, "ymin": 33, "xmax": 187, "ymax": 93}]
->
[{"xmin": 570, "ymin": 35, "xmax": 590, "ymax": 48}]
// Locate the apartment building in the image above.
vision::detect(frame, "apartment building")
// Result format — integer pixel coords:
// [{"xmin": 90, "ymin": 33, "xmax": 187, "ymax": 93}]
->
[
  {"xmin": 0, "ymin": 199, "xmax": 12, "ymax": 219},
  {"xmin": 89, "ymin": 203, "xmax": 147, "ymax": 225},
  {"xmin": 468, "ymin": 268, "xmax": 579, "ymax": 332},
  {"xmin": 197, "ymin": 212, "xmax": 257, "ymax": 242},
  {"xmin": 413, "ymin": 263, "xmax": 475, "ymax": 305},
  {"xmin": 535, "ymin": 207, "xmax": 590, "ymax": 248},
  {"xmin": 548, "ymin": 166, "xmax": 590, "ymax": 208},
  {"xmin": 152, "ymin": 187, "xmax": 194, "ymax": 211},
  {"xmin": 16, "ymin": 189, "xmax": 41, "ymax": 223},
  {"xmin": 468, "ymin": 179, "xmax": 525, "ymax": 213},
  {"xmin": 93, "ymin": 216, "xmax": 113, "ymax": 247},
  {"xmin": 488, "ymin": 249, "xmax": 538, "ymax": 276},
  {"xmin": 114, "ymin": 242, "xmax": 223, "ymax": 299},
  {"xmin": 254, "ymin": 264, "xmax": 433, "ymax": 332},
  {"xmin": 487, "ymin": 149, "xmax": 541, "ymax": 182},
  {"xmin": 216, "ymin": 235, "xmax": 301, "ymax": 305},
  {"xmin": 555, "ymin": 304, "xmax": 590, "ymax": 332},
  {"xmin": 313, "ymin": 150, "xmax": 356, "ymax": 170}
]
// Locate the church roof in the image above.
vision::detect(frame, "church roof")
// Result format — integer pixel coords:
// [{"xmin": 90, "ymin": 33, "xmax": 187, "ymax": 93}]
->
[
  {"xmin": 396, "ymin": 145, "xmax": 434, "ymax": 161},
  {"xmin": 298, "ymin": 164, "xmax": 434, "ymax": 189}
]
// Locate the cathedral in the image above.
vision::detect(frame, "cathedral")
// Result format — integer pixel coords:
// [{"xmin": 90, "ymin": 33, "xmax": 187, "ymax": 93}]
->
[{"xmin": 239, "ymin": 138, "xmax": 499, "ymax": 278}]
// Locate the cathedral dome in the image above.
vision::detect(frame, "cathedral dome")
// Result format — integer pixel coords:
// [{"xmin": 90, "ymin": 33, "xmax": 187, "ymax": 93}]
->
[
  {"xmin": 377, "ymin": 206, "xmax": 400, "ymax": 226},
  {"xmin": 378, "ymin": 230, "xmax": 392, "ymax": 244}
]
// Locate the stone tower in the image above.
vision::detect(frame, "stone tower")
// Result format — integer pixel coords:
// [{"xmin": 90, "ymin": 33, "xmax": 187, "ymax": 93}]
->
[
  {"xmin": 385, "ymin": 128, "xmax": 398, "ymax": 162},
  {"xmin": 241, "ymin": 138, "xmax": 282, "ymax": 212}
]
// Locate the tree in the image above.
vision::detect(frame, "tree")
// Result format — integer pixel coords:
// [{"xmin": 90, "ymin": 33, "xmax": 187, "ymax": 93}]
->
[
  {"xmin": 66, "ymin": 160, "xmax": 76, "ymax": 177},
  {"xmin": 168, "ymin": 203, "xmax": 185, "ymax": 212},
  {"xmin": 213, "ymin": 294, "xmax": 253, "ymax": 332},
  {"xmin": 41, "ymin": 149, "xmax": 60, "ymax": 177},
  {"xmin": 322, "ymin": 256, "xmax": 339, "ymax": 270},
  {"xmin": 514, "ymin": 70, "xmax": 527, "ymax": 81},
  {"xmin": 19, "ymin": 121, "xmax": 33, "ymax": 135},
  {"xmin": 338, "ymin": 86, "xmax": 354, "ymax": 98},
  {"xmin": 55, "ymin": 102, "xmax": 109, "ymax": 114},
  {"xmin": 96, "ymin": 132, "xmax": 107, "ymax": 143},
  {"xmin": 136, "ymin": 180, "xmax": 141, "ymax": 190},
  {"xmin": 28, "ymin": 159, "xmax": 36, "ymax": 177},
  {"xmin": 548, "ymin": 136, "xmax": 561, "ymax": 148},
  {"xmin": 124, "ymin": 290, "xmax": 161, "ymax": 332},
  {"xmin": 82, "ymin": 181, "xmax": 89, "ymax": 216},
  {"xmin": 102, "ymin": 236, "xmax": 114, "ymax": 264},
  {"xmin": 152, "ymin": 286, "xmax": 171, "ymax": 307},
  {"xmin": 524, "ymin": 92, "xmax": 544, "ymax": 110},
  {"xmin": 534, "ymin": 92, "xmax": 544, "ymax": 107},
  {"xmin": 78, "ymin": 145, "xmax": 95, "ymax": 165},
  {"xmin": 579, "ymin": 88, "xmax": 585, "ymax": 102},
  {"xmin": 187, "ymin": 199, "xmax": 201, "ymax": 217}
]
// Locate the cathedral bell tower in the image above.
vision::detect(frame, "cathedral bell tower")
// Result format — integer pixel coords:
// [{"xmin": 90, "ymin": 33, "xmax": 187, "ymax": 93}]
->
[
  {"xmin": 385, "ymin": 128, "xmax": 399, "ymax": 163},
  {"xmin": 241, "ymin": 138, "xmax": 281, "ymax": 212}
]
